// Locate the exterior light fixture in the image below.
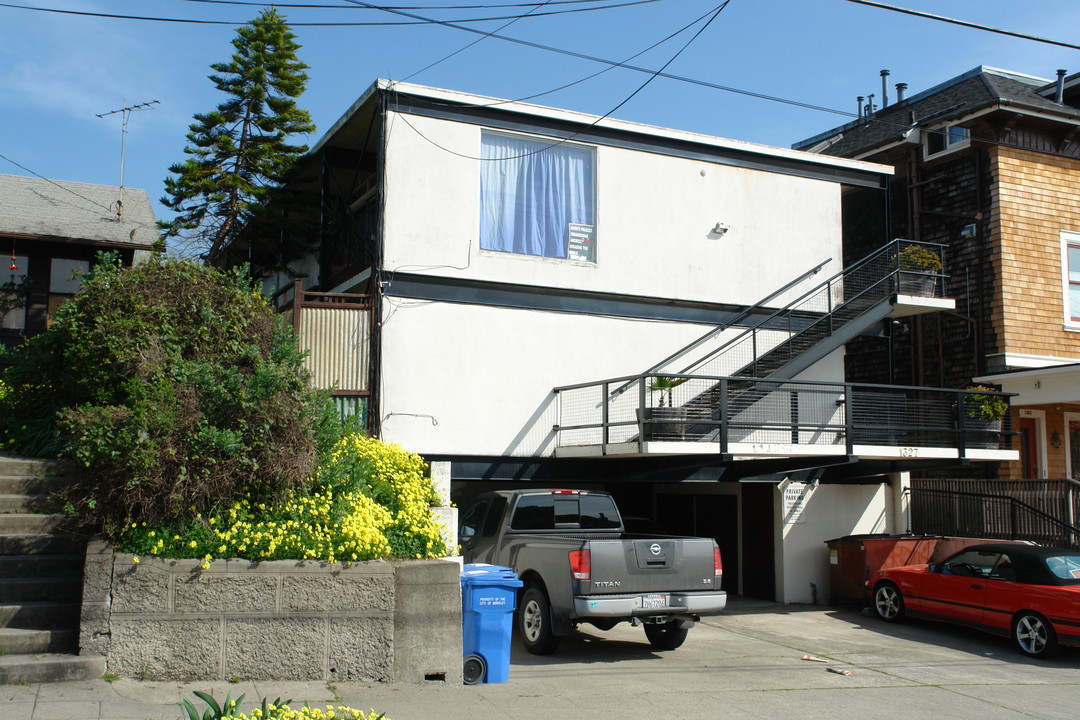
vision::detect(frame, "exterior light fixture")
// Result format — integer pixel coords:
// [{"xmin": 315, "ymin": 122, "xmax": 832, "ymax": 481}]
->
[{"xmin": 712, "ymin": 222, "xmax": 730, "ymax": 236}]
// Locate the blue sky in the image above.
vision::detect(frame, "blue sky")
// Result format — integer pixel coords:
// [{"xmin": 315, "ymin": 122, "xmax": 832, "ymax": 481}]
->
[{"xmin": 2, "ymin": 0, "xmax": 1079, "ymax": 234}]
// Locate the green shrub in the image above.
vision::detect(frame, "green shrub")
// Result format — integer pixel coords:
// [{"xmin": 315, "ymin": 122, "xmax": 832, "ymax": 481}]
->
[
  {"xmin": 120, "ymin": 434, "xmax": 447, "ymax": 564},
  {"xmin": 895, "ymin": 245, "xmax": 942, "ymax": 272},
  {"xmin": 0, "ymin": 254, "xmax": 337, "ymax": 535},
  {"xmin": 962, "ymin": 385, "xmax": 1008, "ymax": 421}
]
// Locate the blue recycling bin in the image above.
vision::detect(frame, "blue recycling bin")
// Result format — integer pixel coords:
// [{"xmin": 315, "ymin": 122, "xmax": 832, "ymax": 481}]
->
[{"xmin": 460, "ymin": 563, "xmax": 522, "ymax": 684}]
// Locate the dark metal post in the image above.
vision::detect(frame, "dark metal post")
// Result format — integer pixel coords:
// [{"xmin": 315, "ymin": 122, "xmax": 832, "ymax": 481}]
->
[
  {"xmin": 957, "ymin": 389, "xmax": 969, "ymax": 459},
  {"xmin": 719, "ymin": 379, "xmax": 729, "ymax": 453},
  {"xmin": 291, "ymin": 278, "xmax": 303, "ymax": 333},
  {"xmin": 601, "ymin": 381, "xmax": 610, "ymax": 450},
  {"xmin": 751, "ymin": 330, "xmax": 758, "ymax": 376},
  {"xmin": 844, "ymin": 385, "xmax": 855, "ymax": 456},
  {"xmin": 638, "ymin": 377, "xmax": 647, "ymax": 453},
  {"xmin": 827, "ymin": 280, "xmax": 835, "ymax": 338}
]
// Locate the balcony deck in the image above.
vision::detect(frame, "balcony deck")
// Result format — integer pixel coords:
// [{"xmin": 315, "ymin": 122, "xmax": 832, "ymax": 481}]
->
[
  {"xmin": 554, "ymin": 375, "xmax": 1018, "ymax": 464},
  {"xmin": 557, "ymin": 439, "xmax": 1017, "ymax": 463}
]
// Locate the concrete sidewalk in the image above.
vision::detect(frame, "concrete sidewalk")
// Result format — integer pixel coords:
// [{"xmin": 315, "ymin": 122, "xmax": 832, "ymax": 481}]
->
[{"xmin": 7, "ymin": 599, "xmax": 1080, "ymax": 720}]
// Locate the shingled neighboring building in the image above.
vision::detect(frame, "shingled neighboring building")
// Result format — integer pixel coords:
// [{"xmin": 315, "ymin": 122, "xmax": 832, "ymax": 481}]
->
[
  {"xmin": 795, "ymin": 66, "xmax": 1080, "ymax": 481},
  {"xmin": 0, "ymin": 174, "xmax": 160, "ymax": 347}
]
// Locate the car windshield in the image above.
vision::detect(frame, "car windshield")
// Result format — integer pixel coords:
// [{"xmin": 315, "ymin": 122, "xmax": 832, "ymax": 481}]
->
[{"xmin": 1044, "ymin": 554, "xmax": 1080, "ymax": 582}]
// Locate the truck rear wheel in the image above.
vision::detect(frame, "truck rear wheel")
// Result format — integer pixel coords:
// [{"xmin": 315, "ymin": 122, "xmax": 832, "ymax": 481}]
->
[
  {"xmin": 519, "ymin": 585, "xmax": 561, "ymax": 655},
  {"xmin": 644, "ymin": 620, "xmax": 688, "ymax": 650}
]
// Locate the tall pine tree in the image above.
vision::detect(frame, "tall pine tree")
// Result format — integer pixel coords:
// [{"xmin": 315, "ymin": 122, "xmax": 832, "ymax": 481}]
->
[{"xmin": 160, "ymin": 8, "xmax": 315, "ymax": 259}]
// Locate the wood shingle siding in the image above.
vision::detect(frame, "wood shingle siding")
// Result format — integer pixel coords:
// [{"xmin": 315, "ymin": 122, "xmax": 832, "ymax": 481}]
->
[{"xmin": 992, "ymin": 146, "xmax": 1080, "ymax": 360}]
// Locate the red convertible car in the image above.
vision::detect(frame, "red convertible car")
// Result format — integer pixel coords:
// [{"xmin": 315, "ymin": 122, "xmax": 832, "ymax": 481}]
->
[{"xmin": 868, "ymin": 543, "xmax": 1080, "ymax": 657}]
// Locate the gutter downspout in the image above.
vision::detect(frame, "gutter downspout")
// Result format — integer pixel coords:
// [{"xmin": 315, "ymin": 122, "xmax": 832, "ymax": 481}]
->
[{"xmin": 371, "ymin": 90, "xmax": 388, "ymax": 439}]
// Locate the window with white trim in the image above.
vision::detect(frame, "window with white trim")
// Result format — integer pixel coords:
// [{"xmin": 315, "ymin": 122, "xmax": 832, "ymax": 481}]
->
[
  {"xmin": 924, "ymin": 124, "xmax": 970, "ymax": 158},
  {"xmin": 479, "ymin": 131, "xmax": 596, "ymax": 262},
  {"xmin": 1062, "ymin": 230, "xmax": 1080, "ymax": 326}
]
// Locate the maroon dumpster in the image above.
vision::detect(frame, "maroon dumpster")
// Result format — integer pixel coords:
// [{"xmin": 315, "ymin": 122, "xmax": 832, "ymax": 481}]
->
[{"xmin": 825, "ymin": 534, "xmax": 941, "ymax": 606}]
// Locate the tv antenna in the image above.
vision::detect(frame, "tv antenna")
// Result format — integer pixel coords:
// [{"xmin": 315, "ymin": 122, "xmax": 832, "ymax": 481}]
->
[{"xmin": 96, "ymin": 99, "xmax": 159, "ymax": 221}]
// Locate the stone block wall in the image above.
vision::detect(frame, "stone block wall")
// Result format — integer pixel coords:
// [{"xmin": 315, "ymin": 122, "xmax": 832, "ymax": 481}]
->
[{"xmin": 80, "ymin": 540, "xmax": 462, "ymax": 683}]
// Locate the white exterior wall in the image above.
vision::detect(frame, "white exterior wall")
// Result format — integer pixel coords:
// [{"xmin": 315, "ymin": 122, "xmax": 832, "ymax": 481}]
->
[
  {"xmin": 378, "ymin": 302, "xmax": 713, "ymax": 455},
  {"xmin": 378, "ymin": 111, "xmax": 847, "ymax": 456},
  {"xmin": 381, "ymin": 113, "xmax": 840, "ymax": 307},
  {"xmin": 775, "ymin": 482, "xmax": 895, "ymax": 604}
]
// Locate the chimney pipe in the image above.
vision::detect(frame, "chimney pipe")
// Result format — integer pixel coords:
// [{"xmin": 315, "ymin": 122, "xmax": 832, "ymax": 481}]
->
[
  {"xmin": 880, "ymin": 69, "xmax": 890, "ymax": 108},
  {"xmin": 1056, "ymin": 69, "xmax": 1067, "ymax": 104},
  {"xmin": 857, "ymin": 96, "xmax": 865, "ymax": 118},
  {"xmin": 896, "ymin": 83, "xmax": 908, "ymax": 102}
]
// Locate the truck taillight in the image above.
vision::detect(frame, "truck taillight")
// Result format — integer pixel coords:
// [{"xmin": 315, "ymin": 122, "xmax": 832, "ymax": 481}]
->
[
  {"xmin": 713, "ymin": 547, "xmax": 723, "ymax": 578},
  {"xmin": 570, "ymin": 549, "xmax": 591, "ymax": 581}
]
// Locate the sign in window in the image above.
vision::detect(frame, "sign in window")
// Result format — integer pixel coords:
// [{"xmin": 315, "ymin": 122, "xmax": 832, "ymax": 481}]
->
[{"xmin": 480, "ymin": 132, "xmax": 596, "ymax": 262}]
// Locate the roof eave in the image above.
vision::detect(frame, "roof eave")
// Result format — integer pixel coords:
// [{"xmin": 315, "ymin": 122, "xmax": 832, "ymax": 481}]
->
[{"xmin": 0, "ymin": 231, "xmax": 161, "ymax": 252}]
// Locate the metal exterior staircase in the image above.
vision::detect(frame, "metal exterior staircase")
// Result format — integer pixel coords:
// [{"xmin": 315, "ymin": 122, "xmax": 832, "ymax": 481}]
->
[
  {"xmin": 0, "ymin": 455, "xmax": 102, "ymax": 683},
  {"xmin": 642, "ymin": 240, "xmax": 946, "ymax": 441}
]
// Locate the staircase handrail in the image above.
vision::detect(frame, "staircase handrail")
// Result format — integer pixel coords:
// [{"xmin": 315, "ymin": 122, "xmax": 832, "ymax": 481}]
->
[
  {"xmin": 673, "ymin": 239, "xmax": 941, "ymax": 378},
  {"xmin": 607, "ymin": 257, "xmax": 832, "ymax": 398}
]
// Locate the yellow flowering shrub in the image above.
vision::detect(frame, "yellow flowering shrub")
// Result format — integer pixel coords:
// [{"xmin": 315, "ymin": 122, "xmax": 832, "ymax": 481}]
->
[
  {"xmin": 241, "ymin": 704, "xmax": 384, "ymax": 720},
  {"xmin": 181, "ymin": 692, "xmax": 386, "ymax": 720},
  {"xmin": 0, "ymin": 378, "xmax": 8, "ymax": 450},
  {"xmin": 319, "ymin": 434, "xmax": 446, "ymax": 559},
  {"xmin": 119, "ymin": 434, "xmax": 446, "ymax": 564}
]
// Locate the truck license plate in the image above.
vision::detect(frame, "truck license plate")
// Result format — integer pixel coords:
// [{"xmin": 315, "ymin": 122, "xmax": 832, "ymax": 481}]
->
[{"xmin": 641, "ymin": 594, "xmax": 668, "ymax": 609}]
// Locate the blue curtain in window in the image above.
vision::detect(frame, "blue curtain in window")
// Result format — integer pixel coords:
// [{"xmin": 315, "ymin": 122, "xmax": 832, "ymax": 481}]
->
[{"xmin": 480, "ymin": 133, "xmax": 594, "ymax": 259}]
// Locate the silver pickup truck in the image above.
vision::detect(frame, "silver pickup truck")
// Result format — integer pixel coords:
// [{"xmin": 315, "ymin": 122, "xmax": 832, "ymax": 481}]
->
[{"xmin": 459, "ymin": 488, "xmax": 726, "ymax": 654}]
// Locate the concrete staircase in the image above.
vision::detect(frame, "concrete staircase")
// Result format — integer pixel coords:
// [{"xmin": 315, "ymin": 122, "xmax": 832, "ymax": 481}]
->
[{"xmin": 0, "ymin": 455, "xmax": 103, "ymax": 683}]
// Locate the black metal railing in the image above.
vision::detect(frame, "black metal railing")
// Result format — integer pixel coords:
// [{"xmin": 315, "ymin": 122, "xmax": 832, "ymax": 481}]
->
[
  {"xmin": 910, "ymin": 479, "xmax": 1080, "ymax": 549},
  {"xmin": 555, "ymin": 375, "xmax": 1011, "ymax": 455},
  {"xmin": 654, "ymin": 238, "xmax": 946, "ymax": 382},
  {"xmin": 596, "ymin": 240, "xmax": 946, "ymax": 444}
]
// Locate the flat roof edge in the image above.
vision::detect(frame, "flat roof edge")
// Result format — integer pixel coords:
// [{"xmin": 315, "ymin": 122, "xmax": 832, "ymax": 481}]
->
[{"xmin": 317, "ymin": 80, "xmax": 891, "ymax": 178}]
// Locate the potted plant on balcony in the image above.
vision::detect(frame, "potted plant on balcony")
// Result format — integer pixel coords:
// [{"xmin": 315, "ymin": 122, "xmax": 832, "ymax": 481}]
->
[
  {"xmin": 961, "ymin": 385, "xmax": 1008, "ymax": 449},
  {"xmin": 894, "ymin": 244, "xmax": 942, "ymax": 296},
  {"xmin": 640, "ymin": 375, "xmax": 689, "ymax": 441}
]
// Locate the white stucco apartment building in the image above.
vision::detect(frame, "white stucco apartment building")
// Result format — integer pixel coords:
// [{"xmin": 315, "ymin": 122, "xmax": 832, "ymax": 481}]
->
[{"xmin": 226, "ymin": 80, "xmax": 1012, "ymax": 603}]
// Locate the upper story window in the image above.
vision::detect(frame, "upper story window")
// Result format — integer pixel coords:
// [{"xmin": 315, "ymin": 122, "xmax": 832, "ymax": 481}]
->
[
  {"xmin": 480, "ymin": 131, "xmax": 596, "ymax": 263},
  {"xmin": 1062, "ymin": 230, "xmax": 1080, "ymax": 327},
  {"xmin": 924, "ymin": 124, "xmax": 970, "ymax": 158}
]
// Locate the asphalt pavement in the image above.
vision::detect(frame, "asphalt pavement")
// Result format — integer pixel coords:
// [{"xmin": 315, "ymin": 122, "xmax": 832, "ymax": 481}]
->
[{"xmin": 6, "ymin": 597, "xmax": 1080, "ymax": 720}]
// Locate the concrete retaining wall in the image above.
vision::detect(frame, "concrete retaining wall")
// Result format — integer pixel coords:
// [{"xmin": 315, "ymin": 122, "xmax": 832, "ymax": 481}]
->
[{"xmin": 80, "ymin": 540, "xmax": 462, "ymax": 683}]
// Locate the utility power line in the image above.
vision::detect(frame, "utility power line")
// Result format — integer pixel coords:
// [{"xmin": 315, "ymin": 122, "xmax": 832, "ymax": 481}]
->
[
  {"xmin": 844, "ymin": 0, "xmax": 1080, "ymax": 52},
  {"xmin": 390, "ymin": 0, "xmax": 733, "ymax": 162},
  {"xmin": 171, "ymin": 0, "xmax": 631, "ymax": 9},
  {"xmin": 0, "ymin": 152, "xmax": 119, "ymax": 215},
  {"xmin": 0, "ymin": 0, "xmax": 661, "ymax": 25}
]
